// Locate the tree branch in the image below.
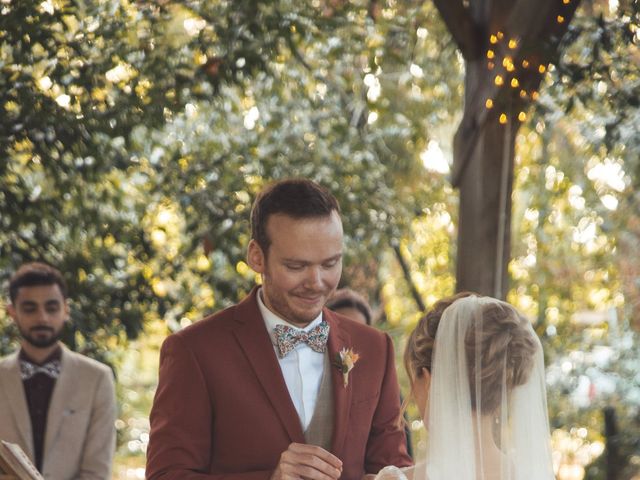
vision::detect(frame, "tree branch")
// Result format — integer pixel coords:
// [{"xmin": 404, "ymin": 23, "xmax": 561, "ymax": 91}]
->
[
  {"xmin": 432, "ymin": 0, "xmax": 482, "ymax": 60},
  {"xmin": 392, "ymin": 243, "xmax": 426, "ymax": 312}
]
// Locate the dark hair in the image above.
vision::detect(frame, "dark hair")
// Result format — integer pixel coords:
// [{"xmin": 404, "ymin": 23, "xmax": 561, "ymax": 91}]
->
[
  {"xmin": 326, "ymin": 288, "xmax": 373, "ymax": 325},
  {"xmin": 250, "ymin": 178, "xmax": 340, "ymax": 253},
  {"xmin": 404, "ymin": 292, "xmax": 538, "ymax": 415},
  {"xmin": 9, "ymin": 262, "xmax": 68, "ymax": 302}
]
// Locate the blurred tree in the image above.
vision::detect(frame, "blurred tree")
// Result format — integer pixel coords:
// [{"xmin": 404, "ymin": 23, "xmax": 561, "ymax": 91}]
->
[
  {"xmin": 508, "ymin": 1, "xmax": 640, "ymax": 477},
  {"xmin": 2, "ymin": 1, "xmax": 639, "ymax": 477},
  {"xmin": 1, "ymin": 0, "xmax": 459, "ymax": 347}
]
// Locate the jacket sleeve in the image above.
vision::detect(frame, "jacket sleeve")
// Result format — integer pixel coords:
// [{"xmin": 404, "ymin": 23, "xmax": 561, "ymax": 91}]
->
[
  {"xmin": 364, "ymin": 334, "xmax": 413, "ymax": 474},
  {"xmin": 146, "ymin": 334, "xmax": 273, "ymax": 480},
  {"xmin": 76, "ymin": 364, "xmax": 116, "ymax": 480}
]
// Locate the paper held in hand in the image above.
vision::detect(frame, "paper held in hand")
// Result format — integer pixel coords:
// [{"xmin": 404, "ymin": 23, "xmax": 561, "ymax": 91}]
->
[{"xmin": 0, "ymin": 441, "xmax": 43, "ymax": 480}]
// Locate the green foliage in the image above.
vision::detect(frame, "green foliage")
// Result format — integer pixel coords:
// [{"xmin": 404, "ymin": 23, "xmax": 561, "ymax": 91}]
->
[
  {"xmin": 2, "ymin": 0, "xmax": 639, "ymax": 477},
  {"xmin": 509, "ymin": 1, "xmax": 640, "ymax": 477}
]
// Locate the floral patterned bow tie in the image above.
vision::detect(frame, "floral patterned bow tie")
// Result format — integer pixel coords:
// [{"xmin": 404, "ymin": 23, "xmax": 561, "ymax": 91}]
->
[
  {"xmin": 20, "ymin": 359, "xmax": 61, "ymax": 380},
  {"xmin": 274, "ymin": 321, "xmax": 330, "ymax": 358}
]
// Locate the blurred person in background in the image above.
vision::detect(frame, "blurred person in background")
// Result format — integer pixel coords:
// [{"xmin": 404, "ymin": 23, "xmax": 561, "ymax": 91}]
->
[{"xmin": 0, "ymin": 261, "xmax": 116, "ymax": 479}]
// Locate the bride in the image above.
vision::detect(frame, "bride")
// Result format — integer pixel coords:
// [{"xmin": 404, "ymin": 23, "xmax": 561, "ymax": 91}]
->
[{"xmin": 377, "ymin": 293, "xmax": 555, "ymax": 480}]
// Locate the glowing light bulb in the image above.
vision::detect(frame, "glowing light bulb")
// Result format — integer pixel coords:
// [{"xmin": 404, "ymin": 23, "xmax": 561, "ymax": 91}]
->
[
  {"xmin": 508, "ymin": 39, "xmax": 518, "ymax": 49},
  {"xmin": 522, "ymin": 60, "xmax": 530, "ymax": 68},
  {"xmin": 557, "ymin": 15, "xmax": 565, "ymax": 23},
  {"xmin": 519, "ymin": 89, "xmax": 528, "ymax": 99},
  {"xmin": 503, "ymin": 57, "xmax": 514, "ymax": 71},
  {"xmin": 511, "ymin": 78, "xmax": 520, "ymax": 88},
  {"xmin": 531, "ymin": 91, "xmax": 539, "ymax": 100},
  {"xmin": 538, "ymin": 65, "xmax": 546, "ymax": 73},
  {"xmin": 497, "ymin": 31, "xmax": 504, "ymax": 39},
  {"xmin": 490, "ymin": 35, "xmax": 498, "ymax": 44},
  {"xmin": 487, "ymin": 50, "xmax": 495, "ymax": 59},
  {"xmin": 487, "ymin": 61, "xmax": 495, "ymax": 70},
  {"xmin": 518, "ymin": 111, "xmax": 527, "ymax": 122},
  {"xmin": 486, "ymin": 99, "xmax": 494, "ymax": 109},
  {"xmin": 499, "ymin": 113, "xmax": 508, "ymax": 124},
  {"xmin": 494, "ymin": 75, "xmax": 504, "ymax": 86}
]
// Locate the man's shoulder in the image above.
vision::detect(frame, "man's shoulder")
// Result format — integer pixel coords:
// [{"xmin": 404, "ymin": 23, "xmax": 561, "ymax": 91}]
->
[
  {"xmin": 175, "ymin": 290, "xmax": 260, "ymax": 339},
  {"xmin": 0, "ymin": 351, "xmax": 19, "ymax": 370},
  {"xmin": 177, "ymin": 302, "xmax": 241, "ymax": 338},
  {"xmin": 62, "ymin": 348, "xmax": 112, "ymax": 376}
]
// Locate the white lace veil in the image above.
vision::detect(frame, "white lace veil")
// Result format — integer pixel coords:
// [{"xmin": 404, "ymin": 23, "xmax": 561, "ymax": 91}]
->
[{"xmin": 412, "ymin": 295, "xmax": 555, "ymax": 480}]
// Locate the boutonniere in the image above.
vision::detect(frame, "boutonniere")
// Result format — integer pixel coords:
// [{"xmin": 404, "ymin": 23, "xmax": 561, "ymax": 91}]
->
[{"xmin": 335, "ymin": 347, "xmax": 360, "ymax": 388}]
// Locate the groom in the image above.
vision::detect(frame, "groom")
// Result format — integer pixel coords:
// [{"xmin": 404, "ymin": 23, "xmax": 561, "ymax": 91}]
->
[{"xmin": 146, "ymin": 178, "xmax": 412, "ymax": 480}]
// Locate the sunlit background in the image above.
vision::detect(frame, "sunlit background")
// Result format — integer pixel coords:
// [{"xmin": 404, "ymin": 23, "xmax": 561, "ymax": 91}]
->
[{"xmin": 1, "ymin": 0, "xmax": 639, "ymax": 479}]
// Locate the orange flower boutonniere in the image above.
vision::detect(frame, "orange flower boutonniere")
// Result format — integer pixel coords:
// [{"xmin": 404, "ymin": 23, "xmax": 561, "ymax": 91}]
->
[{"xmin": 335, "ymin": 348, "xmax": 360, "ymax": 388}]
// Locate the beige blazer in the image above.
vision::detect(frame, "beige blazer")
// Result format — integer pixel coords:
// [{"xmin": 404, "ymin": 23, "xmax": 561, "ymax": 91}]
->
[{"xmin": 0, "ymin": 345, "xmax": 116, "ymax": 480}]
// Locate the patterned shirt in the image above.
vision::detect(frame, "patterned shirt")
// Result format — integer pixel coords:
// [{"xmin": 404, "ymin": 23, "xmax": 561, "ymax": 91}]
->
[{"xmin": 20, "ymin": 347, "xmax": 62, "ymax": 472}]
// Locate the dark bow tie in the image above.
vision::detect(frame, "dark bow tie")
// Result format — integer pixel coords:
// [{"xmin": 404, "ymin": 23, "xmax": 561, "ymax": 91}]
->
[
  {"xmin": 20, "ymin": 359, "xmax": 61, "ymax": 380},
  {"xmin": 274, "ymin": 321, "xmax": 330, "ymax": 358}
]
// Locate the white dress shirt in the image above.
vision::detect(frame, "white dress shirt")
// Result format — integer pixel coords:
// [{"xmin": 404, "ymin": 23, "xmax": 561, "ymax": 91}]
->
[{"xmin": 257, "ymin": 289, "xmax": 325, "ymax": 430}]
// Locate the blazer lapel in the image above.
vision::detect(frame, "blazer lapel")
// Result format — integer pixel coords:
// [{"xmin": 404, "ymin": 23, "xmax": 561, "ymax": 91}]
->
[
  {"xmin": 325, "ymin": 311, "xmax": 353, "ymax": 455},
  {"xmin": 0, "ymin": 353, "xmax": 33, "ymax": 456},
  {"xmin": 232, "ymin": 289, "xmax": 306, "ymax": 444},
  {"xmin": 43, "ymin": 346, "xmax": 75, "ymax": 460}
]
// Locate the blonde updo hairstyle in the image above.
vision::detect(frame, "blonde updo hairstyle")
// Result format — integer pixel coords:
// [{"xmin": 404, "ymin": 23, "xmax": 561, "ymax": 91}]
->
[{"xmin": 405, "ymin": 293, "xmax": 539, "ymax": 415}]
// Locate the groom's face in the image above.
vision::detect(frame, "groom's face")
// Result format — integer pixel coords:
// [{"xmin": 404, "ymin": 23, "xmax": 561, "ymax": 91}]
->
[{"xmin": 248, "ymin": 211, "xmax": 343, "ymax": 328}]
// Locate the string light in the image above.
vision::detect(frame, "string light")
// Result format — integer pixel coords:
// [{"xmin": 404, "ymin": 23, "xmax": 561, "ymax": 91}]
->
[
  {"xmin": 522, "ymin": 60, "xmax": 530, "ymax": 68},
  {"xmin": 487, "ymin": 50, "xmax": 495, "ymax": 59},
  {"xmin": 562, "ymin": 0, "xmax": 570, "ymax": 3},
  {"xmin": 519, "ymin": 89, "xmax": 528, "ymax": 99},
  {"xmin": 503, "ymin": 57, "xmax": 515, "ymax": 72},
  {"xmin": 494, "ymin": 75, "xmax": 504, "ymax": 86},
  {"xmin": 497, "ymin": 31, "xmax": 504, "ymax": 40},
  {"xmin": 499, "ymin": 113, "xmax": 508, "ymax": 124},
  {"xmin": 485, "ymin": 99, "xmax": 494, "ymax": 109},
  {"xmin": 538, "ymin": 65, "xmax": 547, "ymax": 73},
  {"xmin": 557, "ymin": 15, "xmax": 565, "ymax": 23},
  {"xmin": 490, "ymin": 34, "xmax": 498, "ymax": 44},
  {"xmin": 488, "ymin": 61, "xmax": 495, "ymax": 70},
  {"xmin": 518, "ymin": 111, "xmax": 527, "ymax": 122},
  {"xmin": 508, "ymin": 39, "xmax": 518, "ymax": 49},
  {"xmin": 511, "ymin": 78, "xmax": 520, "ymax": 88},
  {"xmin": 531, "ymin": 91, "xmax": 540, "ymax": 100}
]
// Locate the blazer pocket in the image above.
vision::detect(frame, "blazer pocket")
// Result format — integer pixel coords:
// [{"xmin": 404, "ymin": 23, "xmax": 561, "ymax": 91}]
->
[{"xmin": 56, "ymin": 408, "xmax": 90, "ymax": 444}]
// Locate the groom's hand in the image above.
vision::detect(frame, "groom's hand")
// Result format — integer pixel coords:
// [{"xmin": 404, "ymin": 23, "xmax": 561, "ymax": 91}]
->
[{"xmin": 271, "ymin": 443, "xmax": 343, "ymax": 480}]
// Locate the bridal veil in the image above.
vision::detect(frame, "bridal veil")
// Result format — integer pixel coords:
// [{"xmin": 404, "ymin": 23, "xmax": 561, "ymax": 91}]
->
[{"xmin": 385, "ymin": 295, "xmax": 555, "ymax": 480}]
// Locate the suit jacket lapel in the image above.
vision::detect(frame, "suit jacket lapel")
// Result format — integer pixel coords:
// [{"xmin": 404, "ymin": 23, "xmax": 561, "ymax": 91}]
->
[
  {"xmin": 0, "ymin": 353, "xmax": 33, "ymax": 456},
  {"xmin": 325, "ymin": 311, "xmax": 352, "ymax": 456},
  {"xmin": 232, "ymin": 288, "xmax": 306, "ymax": 444},
  {"xmin": 44, "ymin": 345, "xmax": 75, "ymax": 460}
]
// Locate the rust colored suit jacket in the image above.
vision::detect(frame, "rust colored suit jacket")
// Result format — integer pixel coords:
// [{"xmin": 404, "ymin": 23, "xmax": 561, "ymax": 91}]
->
[{"xmin": 146, "ymin": 288, "xmax": 412, "ymax": 480}]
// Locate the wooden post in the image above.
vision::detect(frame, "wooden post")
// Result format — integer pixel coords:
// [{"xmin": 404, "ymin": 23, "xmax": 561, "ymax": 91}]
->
[
  {"xmin": 603, "ymin": 406, "xmax": 620, "ymax": 480},
  {"xmin": 432, "ymin": 0, "xmax": 581, "ymax": 298}
]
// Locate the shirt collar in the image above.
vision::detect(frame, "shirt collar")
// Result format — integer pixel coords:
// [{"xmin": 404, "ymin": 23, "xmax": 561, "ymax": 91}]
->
[
  {"xmin": 257, "ymin": 287, "xmax": 324, "ymax": 345},
  {"xmin": 19, "ymin": 345, "xmax": 62, "ymax": 366}
]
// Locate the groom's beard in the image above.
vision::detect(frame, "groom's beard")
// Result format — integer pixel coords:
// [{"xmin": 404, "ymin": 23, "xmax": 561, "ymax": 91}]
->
[{"xmin": 19, "ymin": 324, "xmax": 64, "ymax": 349}]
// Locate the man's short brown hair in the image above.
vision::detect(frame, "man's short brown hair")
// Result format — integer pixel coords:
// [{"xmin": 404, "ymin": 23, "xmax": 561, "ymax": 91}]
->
[
  {"xmin": 250, "ymin": 178, "xmax": 340, "ymax": 254},
  {"xmin": 9, "ymin": 262, "xmax": 68, "ymax": 303}
]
